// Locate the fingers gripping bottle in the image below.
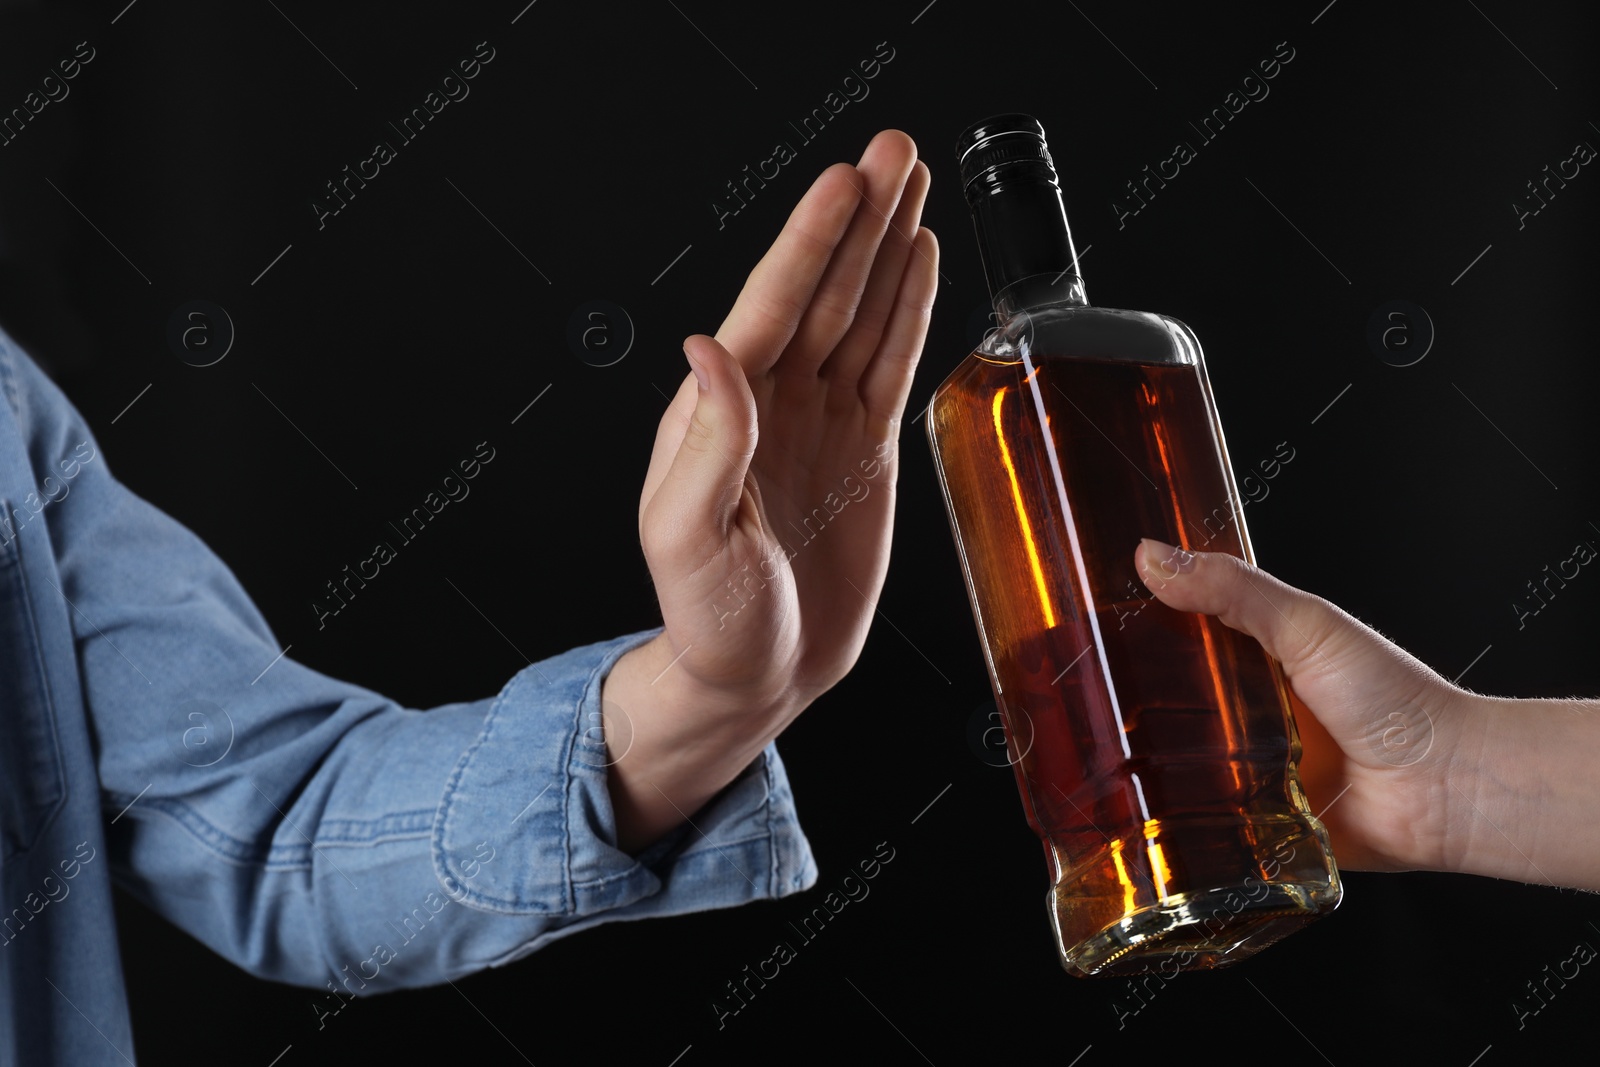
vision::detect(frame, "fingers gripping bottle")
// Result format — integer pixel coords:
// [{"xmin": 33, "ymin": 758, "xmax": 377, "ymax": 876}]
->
[{"xmin": 925, "ymin": 115, "xmax": 1340, "ymax": 976}]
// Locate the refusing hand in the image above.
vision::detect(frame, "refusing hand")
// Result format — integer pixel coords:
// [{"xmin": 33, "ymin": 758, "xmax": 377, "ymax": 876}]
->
[{"xmin": 600, "ymin": 130, "xmax": 938, "ymax": 852}]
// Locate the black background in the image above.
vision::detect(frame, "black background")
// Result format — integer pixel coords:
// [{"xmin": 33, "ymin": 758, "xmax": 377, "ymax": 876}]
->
[{"xmin": 1, "ymin": 0, "xmax": 1597, "ymax": 1063}]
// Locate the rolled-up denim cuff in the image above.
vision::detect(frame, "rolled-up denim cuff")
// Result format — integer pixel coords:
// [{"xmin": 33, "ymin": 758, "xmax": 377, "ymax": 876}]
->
[{"xmin": 434, "ymin": 627, "xmax": 818, "ymax": 924}]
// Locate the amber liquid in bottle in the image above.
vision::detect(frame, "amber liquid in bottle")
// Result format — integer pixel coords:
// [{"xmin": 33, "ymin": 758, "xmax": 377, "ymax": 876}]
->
[{"xmin": 932, "ymin": 115, "xmax": 1339, "ymax": 977}]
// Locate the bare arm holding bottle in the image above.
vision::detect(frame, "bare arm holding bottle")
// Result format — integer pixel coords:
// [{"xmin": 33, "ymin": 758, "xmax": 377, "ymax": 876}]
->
[{"xmin": 1135, "ymin": 538, "xmax": 1600, "ymax": 892}]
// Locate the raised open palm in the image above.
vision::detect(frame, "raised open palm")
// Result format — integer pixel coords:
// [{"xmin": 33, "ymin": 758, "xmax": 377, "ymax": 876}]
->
[
  {"xmin": 640, "ymin": 130, "xmax": 936, "ymax": 704},
  {"xmin": 600, "ymin": 131, "xmax": 937, "ymax": 851}
]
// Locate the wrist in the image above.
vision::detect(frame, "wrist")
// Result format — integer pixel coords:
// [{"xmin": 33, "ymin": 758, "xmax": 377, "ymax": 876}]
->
[
  {"xmin": 1431, "ymin": 688, "xmax": 1496, "ymax": 876},
  {"xmin": 1446, "ymin": 691, "xmax": 1600, "ymax": 889},
  {"xmin": 598, "ymin": 632, "xmax": 802, "ymax": 854},
  {"xmin": 616, "ymin": 632, "xmax": 801, "ymax": 742}
]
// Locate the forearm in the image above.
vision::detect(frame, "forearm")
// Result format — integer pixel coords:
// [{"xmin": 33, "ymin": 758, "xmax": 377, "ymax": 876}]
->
[
  {"xmin": 1452, "ymin": 695, "xmax": 1600, "ymax": 890},
  {"xmin": 600, "ymin": 632, "xmax": 803, "ymax": 854},
  {"xmin": 100, "ymin": 626, "xmax": 817, "ymax": 991}
]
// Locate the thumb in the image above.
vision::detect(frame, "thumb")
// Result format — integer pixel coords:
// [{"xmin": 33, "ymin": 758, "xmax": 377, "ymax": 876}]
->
[
  {"xmin": 642, "ymin": 335, "xmax": 759, "ymax": 573},
  {"xmin": 1133, "ymin": 537, "xmax": 1451, "ymax": 773}
]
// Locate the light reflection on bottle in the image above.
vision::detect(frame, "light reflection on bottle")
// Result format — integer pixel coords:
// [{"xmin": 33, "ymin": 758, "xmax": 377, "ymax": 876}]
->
[{"xmin": 991, "ymin": 385, "xmax": 1056, "ymax": 629}]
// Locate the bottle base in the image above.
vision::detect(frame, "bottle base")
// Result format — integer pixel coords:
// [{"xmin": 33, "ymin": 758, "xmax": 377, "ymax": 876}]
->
[
  {"xmin": 1051, "ymin": 881, "xmax": 1329, "ymax": 977},
  {"xmin": 1045, "ymin": 814, "xmax": 1341, "ymax": 977}
]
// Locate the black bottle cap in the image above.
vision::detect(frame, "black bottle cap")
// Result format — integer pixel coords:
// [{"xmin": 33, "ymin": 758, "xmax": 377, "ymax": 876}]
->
[
  {"xmin": 956, "ymin": 113, "xmax": 1083, "ymax": 311},
  {"xmin": 957, "ymin": 114, "xmax": 1059, "ymax": 202}
]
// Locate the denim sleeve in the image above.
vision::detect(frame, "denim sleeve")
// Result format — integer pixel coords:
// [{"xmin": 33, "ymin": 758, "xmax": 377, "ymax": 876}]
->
[{"xmin": 0, "ymin": 341, "xmax": 817, "ymax": 990}]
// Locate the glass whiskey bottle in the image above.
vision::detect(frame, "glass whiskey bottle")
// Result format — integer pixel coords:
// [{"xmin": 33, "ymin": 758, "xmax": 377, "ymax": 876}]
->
[{"xmin": 926, "ymin": 115, "xmax": 1341, "ymax": 976}]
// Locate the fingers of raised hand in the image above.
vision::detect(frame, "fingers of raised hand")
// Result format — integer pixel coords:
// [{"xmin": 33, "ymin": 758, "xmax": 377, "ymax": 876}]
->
[
  {"xmin": 713, "ymin": 163, "xmax": 863, "ymax": 374},
  {"xmin": 824, "ymin": 159, "xmax": 932, "ymax": 389},
  {"xmin": 858, "ymin": 226, "xmax": 939, "ymax": 435},
  {"xmin": 778, "ymin": 130, "xmax": 919, "ymax": 376}
]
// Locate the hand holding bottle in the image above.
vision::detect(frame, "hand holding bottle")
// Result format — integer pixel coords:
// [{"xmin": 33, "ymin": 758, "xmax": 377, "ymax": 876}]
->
[
  {"xmin": 600, "ymin": 131, "xmax": 938, "ymax": 852},
  {"xmin": 1135, "ymin": 538, "xmax": 1600, "ymax": 891}
]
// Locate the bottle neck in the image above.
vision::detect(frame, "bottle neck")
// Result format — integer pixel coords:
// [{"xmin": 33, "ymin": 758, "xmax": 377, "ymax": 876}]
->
[{"xmin": 969, "ymin": 179, "xmax": 1087, "ymax": 319}]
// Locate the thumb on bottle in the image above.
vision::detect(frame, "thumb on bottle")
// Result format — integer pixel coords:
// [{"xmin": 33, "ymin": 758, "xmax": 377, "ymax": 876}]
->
[
  {"xmin": 1135, "ymin": 538, "xmax": 1369, "ymax": 682},
  {"xmin": 1132, "ymin": 537, "xmax": 1454, "ymax": 719},
  {"xmin": 643, "ymin": 335, "xmax": 759, "ymax": 571}
]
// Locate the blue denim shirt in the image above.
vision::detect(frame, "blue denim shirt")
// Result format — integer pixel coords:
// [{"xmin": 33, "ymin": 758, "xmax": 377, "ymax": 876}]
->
[{"xmin": 0, "ymin": 323, "xmax": 817, "ymax": 1065}]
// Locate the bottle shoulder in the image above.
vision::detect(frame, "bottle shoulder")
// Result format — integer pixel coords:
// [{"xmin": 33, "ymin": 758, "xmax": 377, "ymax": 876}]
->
[
  {"xmin": 932, "ymin": 307, "xmax": 1206, "ymax": 402},
  {"xmin": 1003, "ymin": 304, "xmax": 1203, "ymax": 366}
]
